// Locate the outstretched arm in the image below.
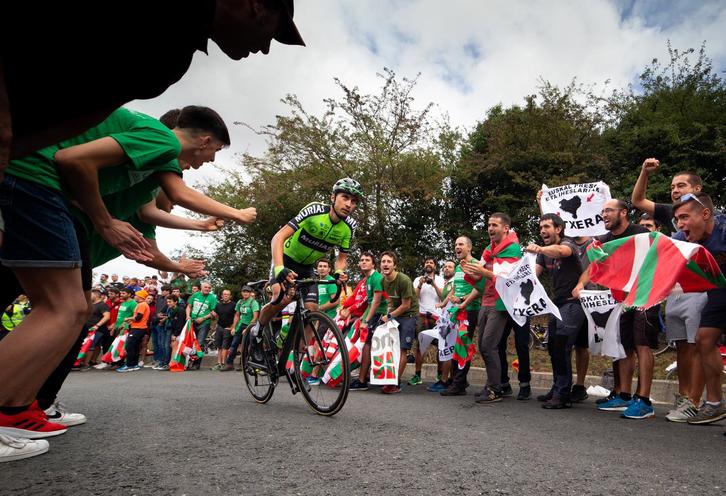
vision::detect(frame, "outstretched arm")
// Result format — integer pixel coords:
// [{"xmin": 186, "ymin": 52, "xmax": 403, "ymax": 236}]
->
[
  {"xmin": 631, "ymin": 158, "xmax": 659, "ymax": 214},
  {"xmin": 137, "ymin": 200, "xmax": 223, "ymax": 232}
]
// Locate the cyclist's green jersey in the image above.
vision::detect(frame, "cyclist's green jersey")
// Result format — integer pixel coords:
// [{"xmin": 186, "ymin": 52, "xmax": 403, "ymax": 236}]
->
[{"xmin": 283, "ymin": 202, "xmax": 356, "ymax": 266}]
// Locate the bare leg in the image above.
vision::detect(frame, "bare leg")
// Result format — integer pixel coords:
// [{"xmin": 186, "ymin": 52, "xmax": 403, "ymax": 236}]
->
[
  {"xmin": 359, "ymin": 343, "xmax": 371, "ymax": 384},
  {"xmin": 0, "ymin": 268, "xmax": 87, "ymax": 406},
  {"xmin": 674, "ymin": 341, "xmax": 693, "ymax": 397},
  {"xmin": 689, "ymin": 349, "xmax": 705, "ymax": 405},
  {"xmin": 695, "ymin": 327, "xmax": 724, "ymax": 403},
  {"xmin": 619, "ymin": 352, "xmax": 636, "ymax": 394},
  {"xmin": 634, "ymin": 345, "xmax": 654, "ymax": 398},
  {"xmin": 575, "ymin": 346, "xmax": 589, "ymax": 386}
]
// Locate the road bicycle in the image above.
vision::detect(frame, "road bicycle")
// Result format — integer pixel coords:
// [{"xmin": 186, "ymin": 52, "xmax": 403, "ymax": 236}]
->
[
  {"xmin": 506, "ymin": 323, "xmax": 548, "ymax": 356},
  {"xmin": 241, "ymin": 278, "xmax": 350, "ymax": 416}
]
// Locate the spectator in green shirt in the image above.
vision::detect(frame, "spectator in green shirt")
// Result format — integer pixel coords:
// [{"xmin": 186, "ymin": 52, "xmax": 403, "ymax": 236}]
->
[
  {"xmin": 185, "ymin": 282, "xmax": 218, "ymax": 369},
  {"xmin": 316, "ymin": 258, "xmax": 339, "ymax": 320}
]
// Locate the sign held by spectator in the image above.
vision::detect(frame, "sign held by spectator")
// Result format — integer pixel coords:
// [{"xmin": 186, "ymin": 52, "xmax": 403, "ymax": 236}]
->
[
  {"xmin": 495, "ymin": 255, "xmax": 561, "ymax": 326},
  {"xmin": 541, "ymin": 181, "xmax": 611, "ymax": 236}
]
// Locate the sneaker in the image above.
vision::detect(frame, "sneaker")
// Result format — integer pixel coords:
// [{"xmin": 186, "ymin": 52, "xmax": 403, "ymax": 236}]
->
[
  {"xmin": 156, "ymin": 364, "xmax": 169, "ymax": 371},
  {"xmin": 542, "ymin": 396, "xmax": 572, "ymax": 409},
  {"xmin": 349, "ymin": 379, "xmax": 369, "ymax": 391},
  {"xmin": 500, "ymin": 383, "xmax": 513, "ymax": 397},
  {"xmin": 0, "ymin": 433, "xmax": 49, "ymax": 462},
  {"xmin": 537, "ymin": 388, "xmax": 554, "ymax": 402},
  {"xmin": 43, "ymin": 401, "xmax": 87, "ymax": 427},
  {"xmin": 382, "ymin": 385, "xmax": 401, "ymax": 394},
  {"xmin": 128, "ymin": 365, "xmax": 141, "ymax": 372},
  {"xmin": 687, "ymin": 401, "xmax": 726, "ymax": 425},
  {"xmin": 137, "ymin": 361, "xmax": 144, "ymax": 368},
  {"xmin": 517, "ymin": 385, "xmax": 531, "ymax": 401},
  {"xmin": 210, "ymin": 364, "xmax": 223, "ymax": 371},
  {"xmin": 597, "ymin": 396, "xmax": 632, "ymax": 412},
  {"xmin": 440, "ymin": 386, "xmax": 467, "ymax": 397},
  {"xmin": 116, "ymin": 365, "xmax": 132, "ymax": 373},
  {"xmin": 407, "ymin": 374, "xmax": 422, "ymax": 386},
  {"xmin": 672, "ymin": 393, "xmax": 688, "ymax": 410},
  {"xmin": 306, "ymin": 376, "xmax": 321, "ymax": 386},
  {"xmin": 571, "ymin": 385, "xmax": 589, "ymax": 403},
  {"xmin": 426, "ymin": 381, "xmax": 447, "ymax": 393},
  {"xmin": 666, "ymin": 399, "xmax": 699, "ymax": 423},
  {"xmin": 475, "ymin": 387, "xmax": 502, "ymax": 404},
  {"xmin": 595, "ymin": 390, "xmax": 618, "ymax": 405},
  {"xmin": 0, "ymin": 403, "xmax": 68, "ymax": 439},
  {"xmin": 93, "ymin": 363, "xmax": 109, "ymax": 370},
  {"xmin": 220, "ymin": 364, "xmax": 234, "ymax": 372},
  {"xmin": 622, "ymin": 397, "xmax": 655, "ymax": 419}
]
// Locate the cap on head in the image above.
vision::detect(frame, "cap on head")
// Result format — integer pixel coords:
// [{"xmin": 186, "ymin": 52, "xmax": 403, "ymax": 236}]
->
[
  {"xmin": 275, "ymin": 0, "xmax": 305, "ymax": 46},
  {"xmin": 135, "ymin": 289, "xmax": 149, "ymax": 299},
  {"xmin": 242, "ymin": 285, "xmax": 253, "ymax": 292}
]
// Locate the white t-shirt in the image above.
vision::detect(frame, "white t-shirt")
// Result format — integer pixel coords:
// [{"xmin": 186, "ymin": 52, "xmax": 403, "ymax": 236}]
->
[{"xmin": 414, "ymin": 275, "xmax": 444, "ymax": 315}]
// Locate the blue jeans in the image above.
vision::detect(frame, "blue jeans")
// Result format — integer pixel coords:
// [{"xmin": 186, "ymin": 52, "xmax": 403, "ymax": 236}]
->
[
  {"xmin": 226, "ymin": 325, "xmax": 248, "ymax": 365},
  {"xmin": 156, "ymin": 326, "xmax": 172, "ymax": 366},
  {"xmin": 194, "ymin": 321, "xmax": 211, "ymax": 353},
  {"xmin": 151, "ymin": 324, "xmax": 163, "ymax": 363},
  {"xmin": 548, "ymin": 301, "xmax": 586, "ymax": 399}
]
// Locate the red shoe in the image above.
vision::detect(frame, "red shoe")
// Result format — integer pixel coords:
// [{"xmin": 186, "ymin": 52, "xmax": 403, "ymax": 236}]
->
[
  {"xmin": 381, "ymin": 385, "xmax": 401, "ymax": 394},
  {"xmin": 0, "ymin": 401, "xmax": 68, "ymax": 439}
]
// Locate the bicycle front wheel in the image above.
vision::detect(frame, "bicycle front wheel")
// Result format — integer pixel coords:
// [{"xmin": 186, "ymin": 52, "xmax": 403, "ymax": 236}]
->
[
  {"xmin": 292, "ymin": 311, "xmax": 350, "ymax": 416},
  {"xmin": 241, "ymin": 328, "xmax": 276, "ymax": 404}
]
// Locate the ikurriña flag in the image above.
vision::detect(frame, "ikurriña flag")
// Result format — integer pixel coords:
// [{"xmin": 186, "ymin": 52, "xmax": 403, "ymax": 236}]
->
[
  {"xmin": 587, "ymin": 231, "xmax": 726, "ymax": 309},
  {"xmin": 102, "ymin": 325, "xmax": 128, "ymax": 364},
  {"xmin": 170, "ymin": 320, "xmax": 203, "ymax": 372}
]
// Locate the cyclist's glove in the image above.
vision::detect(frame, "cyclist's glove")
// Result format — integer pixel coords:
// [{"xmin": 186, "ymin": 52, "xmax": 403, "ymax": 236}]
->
[{"xmin": 275, "ymin": 266, "xmax": 292, "ymax": 284}]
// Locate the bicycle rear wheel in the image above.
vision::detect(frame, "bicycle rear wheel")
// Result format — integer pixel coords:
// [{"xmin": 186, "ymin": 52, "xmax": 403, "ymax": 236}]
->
[
  {"xmin": 241, "ymin": 328, "xmax": 277, "ymax": 404},
  {"xmin": 292, "ymin": 311, "xmax": 350, "ymax": 416}
]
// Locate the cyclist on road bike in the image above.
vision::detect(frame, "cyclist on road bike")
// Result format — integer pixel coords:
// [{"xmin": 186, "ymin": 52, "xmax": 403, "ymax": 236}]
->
[{"xmin": 250, "ymin": 178, "xmax": 364, "ymax": 338}]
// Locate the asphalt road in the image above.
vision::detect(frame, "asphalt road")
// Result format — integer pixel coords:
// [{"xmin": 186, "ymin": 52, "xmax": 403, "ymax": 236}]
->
[{"xmin": 2, "ymin": 369, "xmax": 724, "ymax": 496}]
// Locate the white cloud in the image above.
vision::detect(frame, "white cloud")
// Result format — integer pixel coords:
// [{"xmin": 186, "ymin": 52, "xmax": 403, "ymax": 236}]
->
[{"xmin": 94, "ymin": 0, "xmax": 726, "ymax": 281}]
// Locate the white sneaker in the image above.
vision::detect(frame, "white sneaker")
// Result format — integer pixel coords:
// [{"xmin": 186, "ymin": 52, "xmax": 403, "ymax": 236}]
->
[
  {"xmin": 93, "ymin": 363, "xmax": 109, "ymax": 370},
  {"xmin": 0, "ymin": 433, "xmax": 49, "ymax": 462},
  {"xmin": 137, "ymin": 361, "xmax": 144, "ymax": 368},
  {"xmin": 43, "ymin": 401, "xmax": 87, "ymax": 427},
  {"xmin": 666, "ymin": 398, "xmax": 699, "ymax": 423}
]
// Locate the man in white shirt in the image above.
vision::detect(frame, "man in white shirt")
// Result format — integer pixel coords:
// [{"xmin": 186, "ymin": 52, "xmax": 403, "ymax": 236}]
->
[{"xmin": 407, "ymin": 257, "xmax": 444, "ymax": 386}]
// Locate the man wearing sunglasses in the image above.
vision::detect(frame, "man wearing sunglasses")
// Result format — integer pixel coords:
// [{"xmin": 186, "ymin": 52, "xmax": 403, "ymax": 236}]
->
[
  {"xmin": 631, "ymin": 158, "xmax": 709, "ymax": 423},
  {"xmin": 672, "ymin": 192, "xmax": 726, "ymax": 426}
]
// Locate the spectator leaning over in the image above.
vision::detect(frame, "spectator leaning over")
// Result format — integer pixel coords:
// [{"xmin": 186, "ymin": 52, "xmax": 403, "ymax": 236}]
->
[
  {"xmin": 316, "ymin": 258, "xmax": 338, "ymax": 320},
  {"xmin": 632, "ymin": 158, "xmax": 707, "ymax": 422},
  {"xmin": 117, "ymin": 290, "xmax": 150, "ymax": 373},
  {"xmin": 379, "ymin": 251, "xmax": 419, "ymax": 394},
  {"xmin": 223, "ymin": 286, "xmax": 260, "ymax": 371},
  {"xmin": 463, "ymin": 213, "xmax": 524, "ymax": 403},
  {"xmin": 440, "ymin": 237, "xmax": 485, "ymax": 397},
  {"xmin": 408, "ymin": 257, "xmax": 444, "ymax": 387},
  {"xmin": 351, "ymin": 252, "xmax": 388, "ymax": 391},
  {"xmin": 671, "ymin": 193, "xmax": 726, "ymax": 425},
  {"xmin": 186, "ymin": 282, "xmax": 218, "ymax": 369},
  {"xmin": 575, "ymin": 200, "xmax": 657, "ymax": 419},
  {"xmin": 527, "ymin": 214, "xmax": 585, "ymax": 410},
  {"xmin": 211, "ymin": 289, "xmax": 236, "ymax": 370}
]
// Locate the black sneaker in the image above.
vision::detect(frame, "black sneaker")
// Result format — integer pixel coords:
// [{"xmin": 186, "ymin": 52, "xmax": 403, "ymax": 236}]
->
[
  {"xmin": 537, "ymin": 388, "xmax": 554, "ymax": 402},
  {"xmin": 440, "ymin": 386, "xmax": 467, "ymax": 396},
  {"xmin": 350, "ymin": 379, "xmax": 368, "ymax": 391},
  {"xmin": 595, "ymin": 390, "xmax": 618, "ymax": 405},
  {"xmin": 542, "ymin": 396, "xmax": 572, "ymax": 409},
  {"xmin": 571, "ymin": 385, "xmax": 589, "ymax": 403},
  {"xmin": 517, "ymin": 385, "xmax": 531, "ymax": 400},
  {"xmin": 500, "ymin": 383, "xmax": 513, "ymax": 397},
  {"xmin": 475, "ymin": 387, "xmax": 502, "ymax": 404}
]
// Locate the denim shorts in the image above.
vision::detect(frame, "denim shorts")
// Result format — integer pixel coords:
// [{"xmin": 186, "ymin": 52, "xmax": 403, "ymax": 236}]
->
[{"xmin": 0, "ymin": 175, "xmax": 81, "ymax": 268}]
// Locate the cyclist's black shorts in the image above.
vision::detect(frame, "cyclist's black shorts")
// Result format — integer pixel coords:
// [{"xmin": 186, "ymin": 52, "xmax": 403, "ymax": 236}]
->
[{"xmin": 268, "ymin": 254, "xmax": 318, "ymax": 304}]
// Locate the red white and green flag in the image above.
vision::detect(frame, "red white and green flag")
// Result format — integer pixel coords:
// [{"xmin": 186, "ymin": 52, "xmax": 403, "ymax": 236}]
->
[
  {"xmin": 170, "ymin": 320, "xmax": 203, "ymax": 372},
  {"xmin": 587, "ymin": 231, "xmax": 726, "ymax": 309},
  {"xmin": 102, "ymin": 325, "xmax": 128, "ymax": 364},
  {"xmin": 74, "ymin": 329, "xmax": 96, "ymax": 367},
  {"xmin": 322, "ymin": 319, "xmax": 368, "ymax": 387},
  {"xmin": 451, "ymin": 309, "xmax": 475, "ymax": 370}
]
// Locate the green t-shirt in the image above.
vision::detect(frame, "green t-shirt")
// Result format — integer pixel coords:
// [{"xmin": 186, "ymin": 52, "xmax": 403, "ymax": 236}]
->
[
  {"xmin": 381, "ymin": 272, "xmax": 419, "ymax": 318},
  {"xmin": 235, "ymin": 298, "xmax": 260, "ymax": 328},
  {"xmin": 441, "ymin": 279, "xmax": 454, "ymax": 301},
  {"xmin": 7, "ymin": 108, "xmax": 181, "ymax": 193},
  {"xmin": 115, "ymin": 299, "xmax": 138, "ymax": 329},
  {"xmin": 317, "ymin": 275, "xmax": 338, "ymax": 319},
  {"xmin": 364, "ymin": 270, "xmax": 388, "ymax": 317},
  {"xmin": 283, "ymin": 202, "xmax": 356, "ymax": 265},
  {"xmin": 453, "ymin": 261, "xmax": 485, "ymax": 311},
  {"xmin": 187, "ymin": 292, "xmax": 218, "ymax": 319}
]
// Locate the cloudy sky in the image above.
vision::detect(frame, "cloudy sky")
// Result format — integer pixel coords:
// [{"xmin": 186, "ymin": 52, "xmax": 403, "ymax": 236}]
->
[{"xmin": 95, "ymin": 0, "xmax": 726, "ymax": 281}]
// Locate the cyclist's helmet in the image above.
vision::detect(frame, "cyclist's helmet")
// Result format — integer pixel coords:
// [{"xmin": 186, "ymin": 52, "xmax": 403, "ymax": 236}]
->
[{"xmin": 332, "ymin": 177, "xmax": 365, "ymax": 199}]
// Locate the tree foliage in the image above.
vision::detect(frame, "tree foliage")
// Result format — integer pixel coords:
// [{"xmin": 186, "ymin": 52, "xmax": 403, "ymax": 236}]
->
[{"xmin": 199, "ymin": 43, "xmax": 725, "ymax": 287}]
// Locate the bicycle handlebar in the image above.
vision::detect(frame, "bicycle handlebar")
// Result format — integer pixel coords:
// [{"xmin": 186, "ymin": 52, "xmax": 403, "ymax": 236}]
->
[{"xmin": 270, "ymin": 278, "xmax": 342, "ymax": 306}]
